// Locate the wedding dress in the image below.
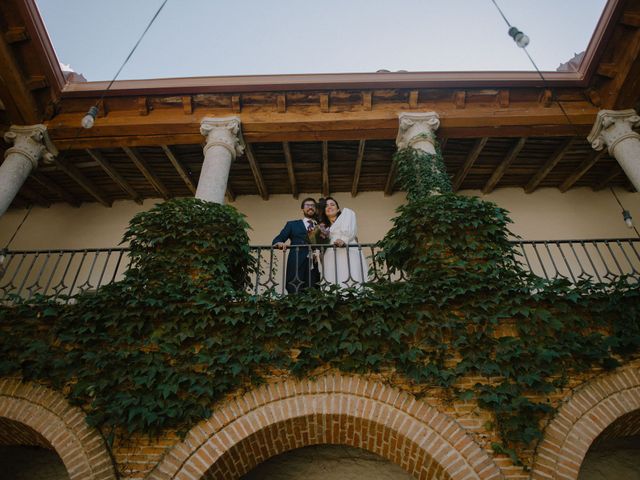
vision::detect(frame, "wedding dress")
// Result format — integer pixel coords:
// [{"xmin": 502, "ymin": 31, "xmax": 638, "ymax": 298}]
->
[{"xmin": 322, "ymin": 208, "xmax": 369, "ymax": 288}]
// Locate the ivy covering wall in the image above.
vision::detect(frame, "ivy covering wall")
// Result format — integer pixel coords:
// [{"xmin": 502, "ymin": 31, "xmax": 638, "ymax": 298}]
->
[{"xmin": 0, "ymin": 145, "xmax": 638, "ymax": 464}]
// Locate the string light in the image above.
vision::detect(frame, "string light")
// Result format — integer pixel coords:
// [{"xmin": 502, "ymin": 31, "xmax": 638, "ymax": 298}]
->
[
  {"xmin": 623, "ymin": 210, "xmax": 634, "ymax": 229},
  {"xmin": 508, "ymin": 26, "xmax": 530, "ymax": 48},
  {"xmin": 81, "ymin": 105, "xmax": 98, "ymax": 129}
]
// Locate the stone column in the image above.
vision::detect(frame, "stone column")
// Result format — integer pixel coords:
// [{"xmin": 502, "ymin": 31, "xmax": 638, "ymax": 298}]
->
[
  {"xmin": 197, "ymin": 116, "xmax": 245, "ymax": 204},
  {"xmin": 0, "ymin": 124, "xmax": 57, "ymax": 216},
  {"xmin": 587, "ymin": 109, "xmax": 640, "ymax": 192},
  {"xmin": 396, "ymin": 112, "xmax": 441, "ymax": 154}
]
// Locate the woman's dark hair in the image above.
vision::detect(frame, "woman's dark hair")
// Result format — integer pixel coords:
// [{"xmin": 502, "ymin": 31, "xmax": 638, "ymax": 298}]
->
[{"xmin": 320, "ymin": 196, "xmax": 341, "ymax": 225}]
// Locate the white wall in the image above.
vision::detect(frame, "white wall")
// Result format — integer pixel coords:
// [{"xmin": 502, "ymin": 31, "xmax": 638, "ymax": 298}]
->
[{"xmin": 1, "ymin": 188, "xmax": 639, "ymax": 249}]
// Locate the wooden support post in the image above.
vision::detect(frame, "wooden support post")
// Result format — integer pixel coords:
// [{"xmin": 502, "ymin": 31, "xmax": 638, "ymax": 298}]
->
[
  {"xmin": 182, "ymin": 96, "xmax": 192, "ymax": 114},
  {"xmin": 409, "ymin": 90, "xmax": 419, "ymax": 108},
  {"xmin": 322, "ymin": 141, "xmax": 329, "ymax": 197},
  {"xmin": 452, "ymin": 137, "xmax": 489, "ymax": 192},
  {"xmin": 282, "ymin": 141, "xmax": 298, "ymax": 198},
  {"xmin": 362, "ymin": 91, "xmax": 372, "ymax": 111},
  {"xmin": 453, "ymin": 91, "xmax": 466, "ymax": 109},
  {"xmin": 351, "ymin": 139, "xmax": 365, "ymax": 197},
  {"xmin": 31, "ymin": 172, "xmax": 81, "ymax": 207},
  {"xmin": 320, "ymin": 93, "xmax": 329, "ymax": 113},
  {"xmin": 161, "ymin": 145, "xmax": 196, "ymax": 195},
  {"xmin": 53, "ymin": 158, "xmax": 112, "ymax": 207},
  {"xmin": 86, "ymin": 149, "xmax": 143, "ymax": 204},
  {"xmin": 559, "ymin": 150, "xmax": 606, "ymax": 192},
  {"xmin": 384, "ymin": 156, "xmax": 398, "ymax": 197},
  {"xmin": 245, "ymin": 143, "xmax": 268, "ymax": 200},
  {"xmin": 277, "ymin": 94, "xmax": 286, "ymax": 113},
  {"xmin": 122, "ymin": 146, "xmax": 170, "ymax": 199},
  {"xmin": 231, "ymin": 95, "xmax": 241, "ymax": 113},
  {"xmin": 525, "ymin": 138, "xmax": 574, "ymax": 193},
  {"xmin": 482, "ymin": 137, "xmax": 527, "ymax": 194}
]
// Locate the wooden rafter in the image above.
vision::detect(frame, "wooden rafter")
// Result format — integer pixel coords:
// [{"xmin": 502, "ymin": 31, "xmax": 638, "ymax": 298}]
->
[
  {"xmin": 225, "ymin": 186, "xmax": 236, "ymax": 202},
  {"xmin": 594, "ymin": 165, "xmax": 623, "ymax": 191},
  {"xmin": 482, "ymin": 137, "xmax": 527, "ymax": 194},
  {"xmin": 53, "ymin": 158, "xmax": 112, "ymax": 207},
  {"xmin": 245, "ymin": 143, "xmax": 268, "ymax": 200},
  {"xmin": 322, "ymin": 141, "xmax": 329, "ymax": 197},
  {"xmin": 524, "ymin": 138, "xmax": 575, "ymax": 193},
  {"xmin": 282, "ymin": 141, "xmax": 298, "ymax": 198},
  {"xmin": 122, "ymin": 147, "xmax": 170, "ymax": 200},
  {"xmin": 86, "ymin": 149, "xmax": 143, "ymax": 204},
  {"xmin": 351, "ymin": 140, "xmax": 365, "ymax": 197},
  {"xmin": 384, "ymin": 157, "xmax": 398, "ymax": 197},
  {"xmin": 161, "ymin": 145, "xmax": 196, "ymax": 195},
  {"xmin": 452, "ymin": 137, "xmax": 489, "ymax": 192},
  {"xmin": 30, "ymin": 172, "xmax": 80, "ymax": 207},
  {"xmin": 559, "ymin": 150, "xmax": 606, "ymax": 192}
]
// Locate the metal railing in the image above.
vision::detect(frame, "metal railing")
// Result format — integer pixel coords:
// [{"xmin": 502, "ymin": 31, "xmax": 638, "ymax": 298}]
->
[{"xmin": 1, "ymin": 239, "xmax": 638, "ymax": 302}]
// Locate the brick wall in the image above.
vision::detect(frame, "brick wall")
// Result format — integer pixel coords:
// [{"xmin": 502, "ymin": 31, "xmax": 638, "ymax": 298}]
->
[{"xmin": 1, "ymin": 361, "xmax": 639, "ymax": 480}]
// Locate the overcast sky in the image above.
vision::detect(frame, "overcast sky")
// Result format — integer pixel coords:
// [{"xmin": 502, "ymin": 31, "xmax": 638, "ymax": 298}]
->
[{"xmin": 36, "ymin": 0, "xmax": 607, "ymax": 82}]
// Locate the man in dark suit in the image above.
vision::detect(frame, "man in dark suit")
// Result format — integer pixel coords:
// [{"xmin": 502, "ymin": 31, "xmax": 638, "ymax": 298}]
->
[{"xmin": 272, "ymin": 198, "xmax": 320, "ymax": 294}]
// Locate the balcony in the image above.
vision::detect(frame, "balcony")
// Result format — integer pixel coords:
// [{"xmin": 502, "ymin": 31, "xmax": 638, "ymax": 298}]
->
[{"xmin": 1, "ymin": 238, "xmax": 638, "ymax": 303}]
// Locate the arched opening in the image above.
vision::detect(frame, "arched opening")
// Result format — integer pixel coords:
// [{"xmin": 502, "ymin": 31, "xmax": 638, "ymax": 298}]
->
[
  {"xmin": 240, "ymin": 444, "xmax": 414, "ymax": 479},
  {"xmin": 532, "ymin": 365, "xmax": 640, "ymax": 480},
  {"xmin": 0, "ymin": 379, "xmax": 117, "ymax": 480},
  {"xmin": 148, "ymin": 374, "xmax": 502, "ymax": 480},
  {"xmin": 578, "ymin": 409, "xmax": 640, "ymax": 480},
  {"xmin": 0, "ymin": 417, "xmax": 69, "ymax": 480}
]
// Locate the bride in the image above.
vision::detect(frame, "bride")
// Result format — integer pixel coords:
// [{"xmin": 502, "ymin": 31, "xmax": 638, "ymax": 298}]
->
[{"xmin": 320, "ymin": 197, "xmax": 369, "ymax": 288}]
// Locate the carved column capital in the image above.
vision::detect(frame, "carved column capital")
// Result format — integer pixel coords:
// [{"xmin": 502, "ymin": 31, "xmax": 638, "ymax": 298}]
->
[
  {"xmin": 587, "ymin": 109, "xmax": 640, "ymax": 155},
  {"xmin": 200, "ymin": 116, "xmax": 245, "ymax": 159},
  {"xmin": 396, "ymin": 112, "xmax": 441, "ymax": 153},
  {"xmin": 3, "ymin": 124, "xmax": 57, "ymax": 169}
]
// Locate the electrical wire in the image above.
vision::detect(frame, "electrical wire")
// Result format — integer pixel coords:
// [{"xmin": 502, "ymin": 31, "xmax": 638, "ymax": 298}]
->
[
  {"xmin": 610, "ymin": 187, "xmax": 640, "ymax": 238},
  {"xmin": 3, "ymin": 206, "xmax": 33, "ymax": 250}
]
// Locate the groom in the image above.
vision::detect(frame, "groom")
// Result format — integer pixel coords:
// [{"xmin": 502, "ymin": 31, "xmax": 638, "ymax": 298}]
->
[{"xmin": 272, "ymin": 198, "xmax": 320, "ymax": 294}]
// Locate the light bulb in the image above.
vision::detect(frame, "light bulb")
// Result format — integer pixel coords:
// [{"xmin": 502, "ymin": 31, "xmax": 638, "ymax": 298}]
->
[
  {"xmin": 515, "ymin": 33, "xmax": 530, "ymax": 48},
  {"xmin": 508, "ymin": 26, "xmax": 530, "ymax": 49},
  {"xmin": 81, "ymin": 105, "xmax": 99, "ymax": 129},
  {"xmin": 623, "ymin": 210, "xmax": 633, "ymax": 228}
]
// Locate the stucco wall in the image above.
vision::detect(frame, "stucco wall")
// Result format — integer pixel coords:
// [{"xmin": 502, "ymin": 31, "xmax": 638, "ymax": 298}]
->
[{"xmin": 0, "ymin": 188, "xmax": 638, "ymax": 249}]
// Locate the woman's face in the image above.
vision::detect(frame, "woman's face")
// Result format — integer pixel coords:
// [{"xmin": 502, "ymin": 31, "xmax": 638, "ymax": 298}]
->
[{"xmin": 325, "ymin": 199, "xmax": 339, "ymax": 217}]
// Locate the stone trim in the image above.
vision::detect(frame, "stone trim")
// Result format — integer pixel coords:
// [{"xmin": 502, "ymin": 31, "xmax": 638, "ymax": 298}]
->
[
  {"xmin": 148, "ymin": 374, "xmax": 503, "ymax": 480},
  {"xmin": 531, "ymin": 364, "xmax": 640, "ymax": 480},
  {"xmin": 0, "ymin": 378, "xmax": 117, "ymax": 480}
]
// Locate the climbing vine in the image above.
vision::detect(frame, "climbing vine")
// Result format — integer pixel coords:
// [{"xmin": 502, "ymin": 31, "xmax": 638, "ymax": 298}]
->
[{"xmin": 0, "ymin": 149, "xmax": 639, "ymax": 465}]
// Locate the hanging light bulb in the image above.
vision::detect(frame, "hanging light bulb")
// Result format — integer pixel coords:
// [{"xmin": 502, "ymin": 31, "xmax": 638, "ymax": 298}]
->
[
  {"xmin": 81, "ymin": 105, "xmax": 99, "ymax": 129},
  {"xmin": 623, "ymin": 210, "xmax": 634, "ymax": 228},
  {"xmin": 508, "ymin": 26, "xmax": 530, "ymax": 48}
]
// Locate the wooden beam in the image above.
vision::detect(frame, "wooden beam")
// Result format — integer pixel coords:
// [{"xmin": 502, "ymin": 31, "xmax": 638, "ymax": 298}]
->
[
  {"xmin": 161, "ymin": 145, "xmax": 196, "ymax": 195},
  {"xmin": 351, "ymin": 139, "xmax": 365, "ymax": 197},
  {"xmin": 231, "ymin": 95, "xmax": 241, "ymax": 113},
  {"xmin": 482, "ymin": 137, "xmax": 527, "ymax": 194},
  {"xmin": 539, "ymin": 89, "xmax": 553, "ymax": 107},
  {"xmin": 282, "ymin": 141, "xmax": 298, "ymax": 198},
  {"xmin": 362, "ymin": 91, "xmax": 372, "ymax": 111},
  {"xmin": 53, "ymin": 158, "xmax": 112, "ymax": 207},
  {"xmin": 122, "ymin": 147, "xmax": 170, "ymax": 200},
  {"xmin": 277, "ymin": 94, "xmax": 286, "ymax": 113},
  {"xmin": 320, "ymin": 93, "xmax": 329, "ymax": 113},
  {"xmin": 4, "ymin": 27, "xmax": 28, "ymax": 44},
  {"xmin": 524, "ymin": 138, "xmax": 575, "ymax": 193},
  {"xmin": 453, "ymin": 91, "xmax": 466, "ymax": 109},
  {"xmin": 30, "ymin": 172, "xmax": 81, "ymax": 207},
  {"xmin": 226, "ymin": 186, "xmax": 236, "ymax": 202},
  {"xmin": 245, "ymin": 143, "xmax": 268, "ymax": 200},
  {"xmin": 0, "ymin": 26, "xmax": 39, "ymax": 123},
  {"xmin": 182, "ymin": 96, "xmax": 192, "ymax": 114},
  {"xmin": 498, "ymin": 90, "xmax": 509, "ymax": 108},
  {"xmin": 86, "ymin": 148, "xmax": 143, "ymax": 203},
  {"xmin": 384, "ymin": 156, "xmax": 399, "ymax": 196},
  {"xmin": 621, "ymin": 12, "xmax": 640, "ymax": 28},
  {"xmin": 559, "ymin": 150, "xmax": 606, "ymax": 192},
  {"xmin": 593, "ymin": 165, "xmax": 623, "ymax": 191},
  {"xmin": 452, "ymin": 137, "xmax": 489, "ymax": 192},
  {"xmin": 322, "ymin": 141, "xmax": 329, "ymax": 197},
  {"xmin": 409, "ymin": 90, "xmax": 419, "ymax": 108},
  {"xmin": 138, "ymin": 97, "xmax": 149, "ymax": 115}
]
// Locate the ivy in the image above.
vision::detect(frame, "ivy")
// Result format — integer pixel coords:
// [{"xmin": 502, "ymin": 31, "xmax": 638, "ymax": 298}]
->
[{"xmin": 0, "ymin": 154, "xmax": 639, "ymax": 466}]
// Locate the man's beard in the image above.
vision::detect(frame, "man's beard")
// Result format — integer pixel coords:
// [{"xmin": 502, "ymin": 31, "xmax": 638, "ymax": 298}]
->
[{"xmin": 304, "ymin": 211, "xmax": 316, "ymax": 219}]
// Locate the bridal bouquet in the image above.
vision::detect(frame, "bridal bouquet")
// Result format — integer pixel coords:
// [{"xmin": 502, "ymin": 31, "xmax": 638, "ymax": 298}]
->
[{"xmin": 307, "ymin": 222, "xmax": 331, "ymax": 245}]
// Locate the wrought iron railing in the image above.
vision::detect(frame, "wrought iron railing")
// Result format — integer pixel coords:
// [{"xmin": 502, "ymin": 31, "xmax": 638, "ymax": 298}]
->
[{"xmin": 0, "ymin": 239, "xmax": 638, "ymax": 303}]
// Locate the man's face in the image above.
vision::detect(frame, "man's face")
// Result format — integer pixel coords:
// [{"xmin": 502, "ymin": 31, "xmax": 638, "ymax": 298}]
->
[{"xmin": 302, "ymin": 201, "xmax": 316, "ymax": 218}]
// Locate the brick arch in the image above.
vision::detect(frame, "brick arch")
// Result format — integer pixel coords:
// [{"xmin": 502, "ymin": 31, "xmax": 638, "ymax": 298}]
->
[
  {"xmin": 532, "ymin": 365, "xmax": 640, "ymax": 480},
  {"xmin": 148, "ymin": 374, "xmax": 503, "ymax": 480},
  {"xmin": 0, "ymin": 378, "xmax": 117, "ymax": 480}
]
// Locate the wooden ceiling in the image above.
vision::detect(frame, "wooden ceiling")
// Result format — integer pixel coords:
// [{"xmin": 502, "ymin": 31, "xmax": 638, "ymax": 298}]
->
[{"xmin": 1, "ymin": 0, "xmax": 639, "ymax": 209}]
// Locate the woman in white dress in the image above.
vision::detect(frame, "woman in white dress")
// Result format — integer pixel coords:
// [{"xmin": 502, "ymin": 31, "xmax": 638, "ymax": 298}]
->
[{"xmin": 321, "ymin": 197, "xmax": 369, "ymax": 288}]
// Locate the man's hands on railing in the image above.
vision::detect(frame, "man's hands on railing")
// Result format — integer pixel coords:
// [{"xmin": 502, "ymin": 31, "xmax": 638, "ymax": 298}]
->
[{"xmin": 273, "ymin": 242, "xmax": 287, "ymax": 251}]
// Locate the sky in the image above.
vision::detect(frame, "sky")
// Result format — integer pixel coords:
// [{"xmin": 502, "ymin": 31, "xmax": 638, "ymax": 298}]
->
[{"xmin": 35, "ymin": 0, "xmax": 608, "ymax": 82}]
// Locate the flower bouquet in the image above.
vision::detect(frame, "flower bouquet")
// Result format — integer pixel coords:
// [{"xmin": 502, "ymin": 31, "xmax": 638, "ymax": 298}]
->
[{"xmin": 307, "ymin": 222, "xmax": 331, "ymax": 245}]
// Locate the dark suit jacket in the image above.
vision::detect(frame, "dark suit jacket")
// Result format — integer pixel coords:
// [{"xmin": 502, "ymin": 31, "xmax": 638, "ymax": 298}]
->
[{"xmin": 272, "ymin": 220, "xmax": 319, "ymax": 293}]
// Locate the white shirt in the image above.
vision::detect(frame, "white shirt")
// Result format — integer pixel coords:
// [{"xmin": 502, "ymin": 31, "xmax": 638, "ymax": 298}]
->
[{"xmin": 303, "ymin": 218, "xmax": 316, "ymax": 230}]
